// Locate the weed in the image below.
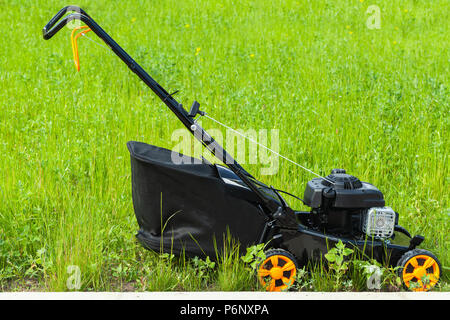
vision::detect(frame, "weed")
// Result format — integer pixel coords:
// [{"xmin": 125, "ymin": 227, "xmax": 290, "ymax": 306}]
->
[
  {"xmin": 240, "ymin": 243, "xmax": 266, "ymax": 272},
  {"xmin": 324, "ymin": 240, "xmax": 354, "ymax": 291}
]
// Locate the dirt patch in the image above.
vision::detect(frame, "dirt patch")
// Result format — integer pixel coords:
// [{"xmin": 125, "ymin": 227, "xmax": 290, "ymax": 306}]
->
[
  {"xmin": 1, "ymin": 278, "xmax": 46, "ymax": 292},
  {"xmin": 1, "ymin": 278, "xmax": 140, "ymax": 292}
]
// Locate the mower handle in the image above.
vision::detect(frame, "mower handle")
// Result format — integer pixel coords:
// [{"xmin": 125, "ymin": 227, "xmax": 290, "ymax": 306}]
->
[{"xmin": 42, "ymin": 6, "xmax": 283, "ymax": 216}]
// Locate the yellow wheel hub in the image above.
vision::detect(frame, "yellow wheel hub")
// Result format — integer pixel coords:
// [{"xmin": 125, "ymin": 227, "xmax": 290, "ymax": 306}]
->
[
  {"xmin": 402, "ymin": 254, "xmax": 440, "ymax": 292},
  {"xmin": 258, "ymin": 253, "xmax": 297, "ymax": 292},
  {"xmin": 269, "ymin": 267, "xmax": 283, "ymax": 280}
]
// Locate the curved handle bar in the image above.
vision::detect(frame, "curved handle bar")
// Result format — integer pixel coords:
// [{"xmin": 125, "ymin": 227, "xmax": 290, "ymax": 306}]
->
[{"xmin": 43, "ymin": 6, "xmax": 91, "ymax": 39}]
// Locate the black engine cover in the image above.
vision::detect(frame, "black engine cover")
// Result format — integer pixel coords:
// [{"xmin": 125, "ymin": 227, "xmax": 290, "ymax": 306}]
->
[{"xmin": 303, "ymin": 169, "xmax": 385, "ymax": 209}]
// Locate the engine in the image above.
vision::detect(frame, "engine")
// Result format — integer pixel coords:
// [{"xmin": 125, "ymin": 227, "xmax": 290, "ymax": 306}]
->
[{"xmin": 303, "ymin": 169, "xmax": 397, "ymax": 239}]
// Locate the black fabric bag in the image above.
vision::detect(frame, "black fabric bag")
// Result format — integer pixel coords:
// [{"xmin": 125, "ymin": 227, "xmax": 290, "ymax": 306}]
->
[{"xmin": 127, "ymin": 141, "xmax": 268, "ymax": 258}]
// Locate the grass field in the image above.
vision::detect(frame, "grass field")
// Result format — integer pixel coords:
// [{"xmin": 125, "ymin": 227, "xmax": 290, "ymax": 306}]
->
[{"xmin": 0, "ymin": 0, "xmax": 448, "ymax": 291}]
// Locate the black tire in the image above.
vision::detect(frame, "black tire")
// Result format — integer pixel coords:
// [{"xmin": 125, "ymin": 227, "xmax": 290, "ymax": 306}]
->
[
  {"xmin": 396, "ymin": 249, "xmax": 442, "ymax": 292},
  {"xmin": 257, "ymin": 249, "xmax": 299, "ymax": 292}
]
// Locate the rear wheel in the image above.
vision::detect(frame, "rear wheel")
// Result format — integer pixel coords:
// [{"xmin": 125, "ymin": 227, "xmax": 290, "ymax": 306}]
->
[
  {"xmin": 257, "ymin": 249, "xmax": 298, "ymax": 292},
  {"xmin": 397, "ymin": 249, "xmax": 441, "ymax": 292}
]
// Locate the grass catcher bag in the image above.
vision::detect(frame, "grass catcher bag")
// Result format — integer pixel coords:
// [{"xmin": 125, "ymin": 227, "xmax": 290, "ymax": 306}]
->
[{"xmin": 127, "ymin": 141, "xmax": 268, "ymax": 258}]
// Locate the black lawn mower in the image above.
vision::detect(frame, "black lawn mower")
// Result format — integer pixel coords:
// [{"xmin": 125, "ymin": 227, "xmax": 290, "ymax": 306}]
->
[{"xmin": 42, "ymin": 6, "xmax": 442, "ymax": 292}]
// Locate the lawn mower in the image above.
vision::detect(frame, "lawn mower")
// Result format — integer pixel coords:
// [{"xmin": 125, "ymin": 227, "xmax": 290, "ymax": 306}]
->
[{"xmin": 42, "ymin": 6, "xmax": 442, "ymax": 292}]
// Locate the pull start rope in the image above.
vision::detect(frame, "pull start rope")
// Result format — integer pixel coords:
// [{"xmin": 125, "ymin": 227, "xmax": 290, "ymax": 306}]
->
[{"xmin": 202, "ymin": 114, "xmax": 335, "ymax": 185}]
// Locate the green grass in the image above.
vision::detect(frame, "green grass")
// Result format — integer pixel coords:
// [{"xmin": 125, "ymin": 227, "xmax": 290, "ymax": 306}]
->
[{"xmin": 0, "ymin": 0, "xmax": 448, "ymax": 291}]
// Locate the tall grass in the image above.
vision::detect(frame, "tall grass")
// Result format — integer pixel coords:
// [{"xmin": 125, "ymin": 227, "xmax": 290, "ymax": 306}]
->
[{"xmin": 0, "ymin": 0, "xmax": 448, "ymax": 291}]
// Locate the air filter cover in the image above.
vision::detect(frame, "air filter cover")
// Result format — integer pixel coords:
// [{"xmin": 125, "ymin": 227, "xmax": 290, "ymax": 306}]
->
[{"xmin": 362, "ymin": 207, "xmax": 396, "ymax": 239}]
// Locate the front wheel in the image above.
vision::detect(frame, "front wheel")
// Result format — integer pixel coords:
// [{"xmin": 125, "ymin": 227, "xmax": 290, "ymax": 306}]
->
[
  {"xmin": 396, "ymin": 249, "xmax": 441, "ymax": 292},
  {"xmin": 257, "ymin": 249, "xmax": 298, "ymax": 292}
]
